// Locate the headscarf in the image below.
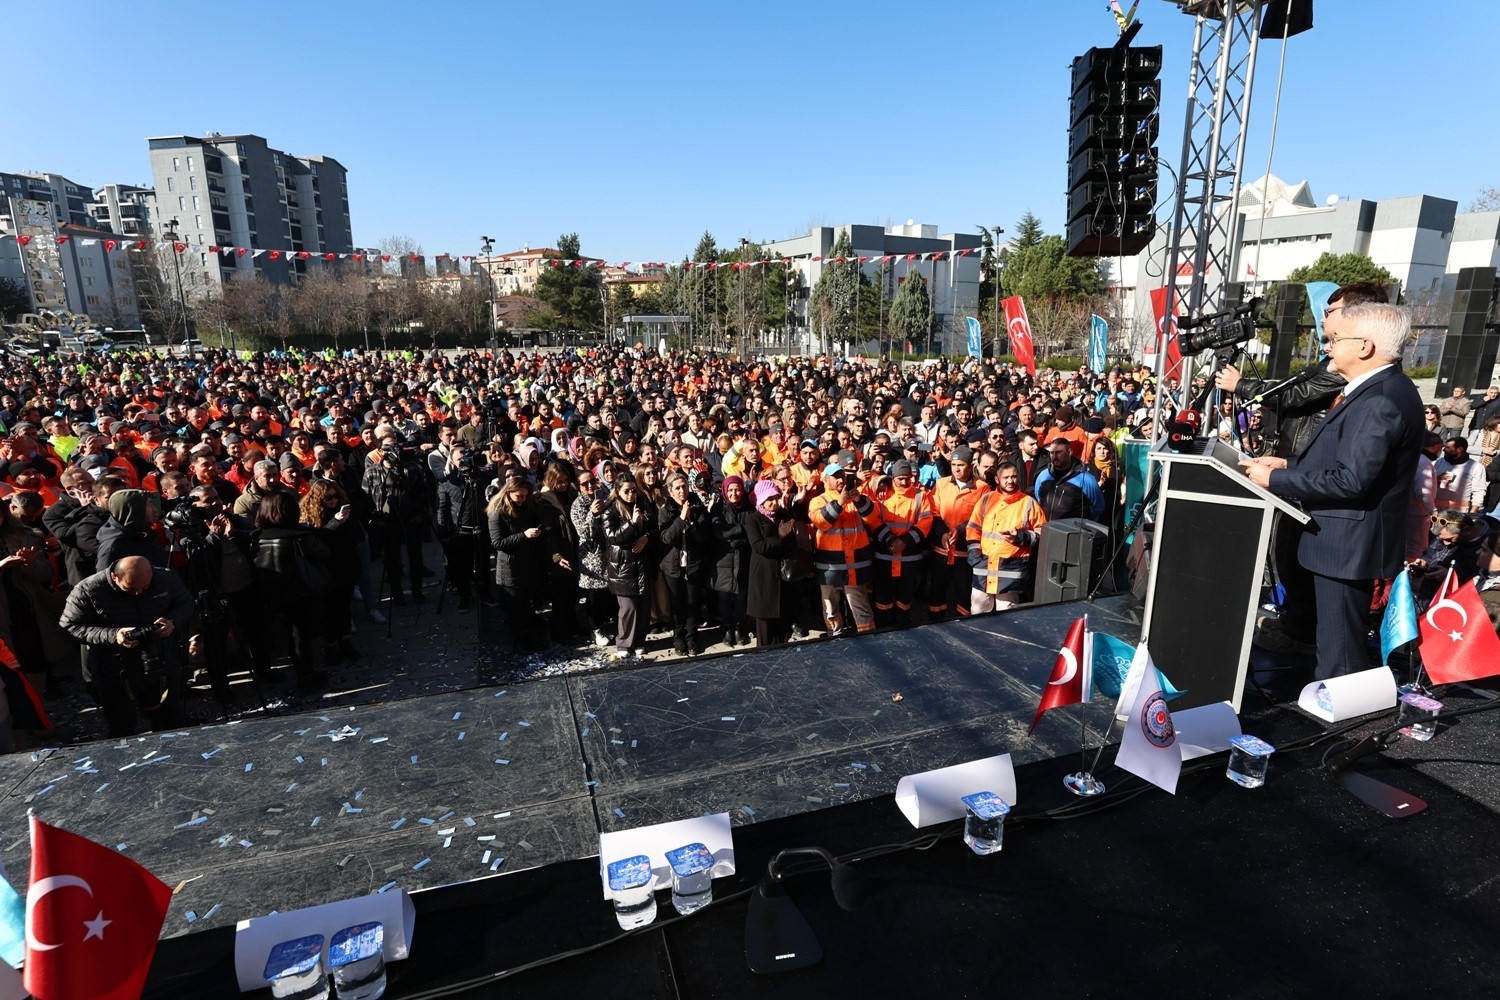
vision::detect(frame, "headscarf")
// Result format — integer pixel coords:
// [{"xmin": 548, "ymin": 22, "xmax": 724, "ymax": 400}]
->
[
  {"xmin": 721, "ymin": 474, "xmax": 746, "ymax": 508},
  {"xmin": 752, "ymin": 479, "xmax": 781, "ymax": 521}
]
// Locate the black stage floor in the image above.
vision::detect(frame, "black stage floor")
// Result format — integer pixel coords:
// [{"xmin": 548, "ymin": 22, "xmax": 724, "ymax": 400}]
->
[
  {"xmin": 0, "ymin": 598, "xmax": 1139, "ymax": 934},
  {"xmin": 7, "ymin": 594, "xmax": 1500, "ymax": 998}
]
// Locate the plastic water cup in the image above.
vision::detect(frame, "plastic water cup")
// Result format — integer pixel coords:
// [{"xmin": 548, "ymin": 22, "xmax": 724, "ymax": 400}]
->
[
  {"xmin": 1397, "ymin": 691, "xmax": 1443, "ymax": 742},
  {"xmin": 329, "ymin": 922, "xmax": 386, "ymax": 1000},
  {"xmin": 1226, "ymin": 734, "xmax": 1275, "ymax": 788},
  {"xmin": 961, "ymin": 791, "xmax": 1010, "ymax": 856},
  {"xmin": 666, "ymin": 842, "xmax": 715, "ymax": 915},
  {"xmin": 265, "ymin": 934, "xmax": 329, "ymax": 1000},
  {"xmin": 607, "ymin": 854, "xmax": 657, "ymax": 930}
]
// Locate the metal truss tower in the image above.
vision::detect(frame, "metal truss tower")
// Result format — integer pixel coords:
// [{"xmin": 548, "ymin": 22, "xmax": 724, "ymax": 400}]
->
[{"xmin": 1161, "ymin": 1, "xmax": 1267, "ymax": 321}]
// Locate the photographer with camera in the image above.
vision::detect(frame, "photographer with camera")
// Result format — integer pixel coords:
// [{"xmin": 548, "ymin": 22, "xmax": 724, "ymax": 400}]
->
[
  {"xmin": 59, "ymin": 555, "xmax": 193, "ymax": 737},
  {"xmin": 435, "ymin": 442, "xmax": 484, "ymax": 612},
  {"xmin": 172, "ymin": 485, "xmax": 273, "ymax": 707},
  {"xmin": 362, "ymin": 427, "xmax": 435, "ymax": 605}
]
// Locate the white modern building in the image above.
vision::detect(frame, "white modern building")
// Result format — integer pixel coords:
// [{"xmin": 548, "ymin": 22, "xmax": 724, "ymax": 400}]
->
[
  {"xmin": 759, "ymin": 222, "xmax": 983, "ymax": 354},
  {"xmin": 1107, "ymin": 174, "xmax": 1500, "ymax": 359},
  {"xmin": 89, "ymin": 183, "xmax": 156, "ymax": 238}
]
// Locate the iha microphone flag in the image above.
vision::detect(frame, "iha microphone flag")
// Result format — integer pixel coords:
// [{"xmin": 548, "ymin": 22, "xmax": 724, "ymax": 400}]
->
[
  {"xmin": 24, "ymin": 814, "xmax": 172, "ymax": 1000},
  {"xmin": 1418, "ymin": 568, "xmax": 1500, "ymax": 685},
  {"xmin": 1029, "ymin": 617, "xmax": 1091, "ymax": 735}
]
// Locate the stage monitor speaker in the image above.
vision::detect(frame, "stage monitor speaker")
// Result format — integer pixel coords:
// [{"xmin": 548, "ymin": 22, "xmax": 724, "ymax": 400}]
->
[
  {"xmin": 1436, "ymin": 267, "xmax": 1499, "ymax": 396},
  {"xmin": 1267, "ymin": 283, "xmax": 1306, "ymax": 380},
  {"xmin": 1034, "ymin": 518, "xmax": 1110, "ymax": 605}
]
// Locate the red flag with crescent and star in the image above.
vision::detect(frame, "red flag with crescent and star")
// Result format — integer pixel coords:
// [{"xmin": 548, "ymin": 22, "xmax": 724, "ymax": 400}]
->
[
  {"xmin": 1148, "ymin": 287, "xmax": 1185, "ymax": 382},
  {"xmin": 1001, "ymin": 295, "xmax": 1036, "ymax": 377},
  {"xmin": 24, "ymin": 814, "xmax": 171, "ymax": 1000},
  {"xmin": 1029, "ymin": 617, "xmax": 1091, "ymax": 735},
  {"xmin": 1419, "ymin": 568, "xmax": 1500, "ymax": 684}
]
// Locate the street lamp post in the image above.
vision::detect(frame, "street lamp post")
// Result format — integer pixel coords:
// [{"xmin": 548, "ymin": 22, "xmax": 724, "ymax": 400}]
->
[
  {"xmin": 738, "ymin": 237, "xmax": 750, "ymax": 360},
  {"xmin": 479, "ymin": 236, "xmax": 495, "ymax": 348},
  {"xmin": 162, "ymin": 217, "xmax": 190, "ymax": 354}
]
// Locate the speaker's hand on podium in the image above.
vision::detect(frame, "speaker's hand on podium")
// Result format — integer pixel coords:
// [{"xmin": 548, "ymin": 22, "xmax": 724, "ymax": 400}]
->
[{"xmin": 1238, "ymin": 455, "xmax": 1286, "ymax": 489}]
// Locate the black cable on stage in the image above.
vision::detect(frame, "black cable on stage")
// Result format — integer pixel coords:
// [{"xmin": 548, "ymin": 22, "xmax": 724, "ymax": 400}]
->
[{"xmin": 392, "ymin": 689, "xmax": 1500, "ymax": 997}]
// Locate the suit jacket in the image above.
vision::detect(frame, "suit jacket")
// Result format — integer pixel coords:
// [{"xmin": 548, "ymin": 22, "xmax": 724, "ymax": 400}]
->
[{"xmin": 1268, "ymin": 366, "xmax": 1422, "ymax": 580}]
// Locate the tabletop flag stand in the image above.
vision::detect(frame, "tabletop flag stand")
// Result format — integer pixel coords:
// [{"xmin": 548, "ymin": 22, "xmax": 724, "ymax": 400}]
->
[
  {"xmin": 1029, "ymin": 617, "xmax": 1104, "ymax": 796},
  {"xmin": 1030, "ymin": 617, "xmax": 1186, "ymax": 797}
]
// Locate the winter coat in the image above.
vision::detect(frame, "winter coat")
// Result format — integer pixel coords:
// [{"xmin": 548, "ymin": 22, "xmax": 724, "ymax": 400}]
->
[
  {"xmin": 44, "ymin": 497, "xmax": 110, "ymax": 586},
  {"xmin": 252, "ymin": 525, "xmax": 332, "ymax": 604},
  {"xmin": 488, "ymin": 498, "xmax": 548, "ymax": 589},
  {"xmin": 657, "ymin": 494, "xmax": 711, "ymax": 581},
  {"xmin": 536, "ymin": 489, "xmax": 579, "ymax": 579},
  {"xmin": 571, "ymin": 492, "xmax": 609, "ymax": 591},
  {"xmin": 744, "ymin": 510, "xmax": 794, "ymax": 621},
  {"xmin": 706, "ymin": 500, "xmax": 750, "ymax": 594},
  {"xmin": 602, "ymin": 502, "xmax": 652, "ymax": 598},
  {"xmin": 435, "ymin": 476, "xmax": 483, "ymax": 538}
]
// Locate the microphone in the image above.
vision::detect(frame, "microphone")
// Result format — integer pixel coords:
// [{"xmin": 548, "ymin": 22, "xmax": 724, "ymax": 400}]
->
[{"xmin": 1252, "ymin": 361, "xmax": 1327, "ymax": 404}]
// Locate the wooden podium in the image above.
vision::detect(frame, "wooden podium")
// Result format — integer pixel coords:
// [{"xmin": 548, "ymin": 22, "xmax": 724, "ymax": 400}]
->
[{"xmin": 1140, "ymin": 438, "xmax": 1309, "ymax": 712}]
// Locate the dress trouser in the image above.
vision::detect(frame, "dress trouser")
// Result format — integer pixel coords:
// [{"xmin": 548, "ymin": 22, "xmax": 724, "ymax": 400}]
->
[{"xmin": 1311, "ymin": 572, "xmax": 1374, "ymax": 680}]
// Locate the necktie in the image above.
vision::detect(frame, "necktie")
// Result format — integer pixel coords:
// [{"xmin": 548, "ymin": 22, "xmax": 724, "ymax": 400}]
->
[{"xmin": 1330, "ymin": 393, "xmax": 1345, "ymax": 410}]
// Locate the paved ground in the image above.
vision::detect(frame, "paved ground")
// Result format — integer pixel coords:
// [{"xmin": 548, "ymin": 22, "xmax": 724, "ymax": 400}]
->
[{"xmin": 36, "ymin": 537, "xmax": 772, "ymax": 749}]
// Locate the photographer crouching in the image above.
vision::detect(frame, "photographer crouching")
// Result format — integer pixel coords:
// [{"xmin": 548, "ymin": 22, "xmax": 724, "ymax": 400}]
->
[{"xmin": 59, "ymin": 555, "xmax": 193, "ymax": 737}]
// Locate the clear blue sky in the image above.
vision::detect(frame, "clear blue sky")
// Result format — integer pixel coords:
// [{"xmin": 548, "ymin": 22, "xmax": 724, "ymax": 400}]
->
[{"xmin": 9, "ymin": 2, "xmax": 1496, "ymax": 262}]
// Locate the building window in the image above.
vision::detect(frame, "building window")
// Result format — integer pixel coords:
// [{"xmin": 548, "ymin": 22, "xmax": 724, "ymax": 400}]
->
[
  {"xmin": 166, "ymin": 177, "xmax": 175, "ymax": 193},
  {"xmin": 85, "ymin": 276, "xmax": 95, "ymax": 286},
  {"xmin": 172, "ymin": 157, "xmax": 180, "ymax": 170},
  {"xmin": 192, "ymin": 196, "xmax": 200, "ymax": 210},
  {"xmin": 186, "ymin": 155, "xmax": 194, "ymax": 172},
  {"xmin": 195, "ymin": 215, "xmax": 203, "ymax": 229},
  {"xmin": 189, "ymin": 175, "xmax": 198, "ymax": 191},
  {"xmin": 178, "ymin": 196, "xmax": 185, "ymax": 211}
]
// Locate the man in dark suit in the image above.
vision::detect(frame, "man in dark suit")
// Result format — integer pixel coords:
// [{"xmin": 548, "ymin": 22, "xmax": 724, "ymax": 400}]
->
[{"xmin": 1240, "ymin": 302, "xmax": 1423, "ymax": 679}]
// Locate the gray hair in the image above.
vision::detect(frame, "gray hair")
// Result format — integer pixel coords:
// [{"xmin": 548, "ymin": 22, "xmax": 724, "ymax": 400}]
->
[
  {"xmin": 1343, "ymin": 302, "xmax": 1410, "ymax": 362},
  {"xmin": 254, "ymin": 459, "xmax": 280, "ymax": 477}
]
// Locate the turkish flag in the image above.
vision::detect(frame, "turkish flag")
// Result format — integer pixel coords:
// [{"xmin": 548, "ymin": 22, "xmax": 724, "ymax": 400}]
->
[
  {"xmin": 1029, "ymin": 617, "xmax": 1091, "ymax": 734},
  {"xmin": 268, "ymin": 250, "xmax": 282, "ymax": 261},
  {"xmin": 380, "ymin": 254, "xmax": 391, "ymax": 262},
  {"xmin": 1419, "ymin": 569, "xmax": 1500, "ymax": 684},
  {"xmin": 1001, "ymin": 295, "xmax": 1036, "ymax": 377},
  {"xmin": 409, "ymin": 253, "xmax": 420, "ymax": 261},
  {"xmin": 236, "ymin": 247, "xmax": 248, "ymax": 258},
  {"xmin": 15, "ymin": 235, "xmax": 31, "ymax": 247},
  {"xmin": 1148, "ymin": 287, "xmax": 1184, "ymax": 382},
  {"xmin": 55, "ymin": 237, "xmax": 70, "ymax": 247},
  {"xmin": 24, "ymin": 815, "xmax": 171, "ymax": 1000},
  {"xmin": 208, "ymin": 245, "xmax": 220, "ymax": 254},
  {"xmin": 325, "ymin": 253, "xmax": 336, "ymax": 261},
  {"xmin": 296, "ymin": 251, "xmax": 310, "ymax": 259},
  {"xmin": 172, "ymin": 242, "xmax": 186, "ymax": 253},
  {"xmin": 104, "ymin": 240, "xmax": 116, "ymax": 252}
]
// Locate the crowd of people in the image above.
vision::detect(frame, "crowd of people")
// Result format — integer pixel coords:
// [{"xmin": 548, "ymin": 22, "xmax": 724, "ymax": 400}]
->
[{"xmin": 1, "ymin": 303, "xmax": 1498, "ymax": 747}]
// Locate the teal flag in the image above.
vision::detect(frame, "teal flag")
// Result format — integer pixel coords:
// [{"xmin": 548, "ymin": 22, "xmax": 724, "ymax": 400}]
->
[
  {"xmin": 1380, "ymin": 569, "xmax": 1419, "ymax": 666},
  {"xmin": 1120, "ymin": 438, "xmax": 1152, "ymax": 545},
  {"xmin": 0, "ymin": 866, "xmax": 22, "ymax": 967},
  {"xmin": 1092, "ymin": 631, "xmax": 1185, "ymax": 701},
  {"xmin": 1088, "ymin": 314, "xmax": 1108, "ymax": 372},
  {"xmin": 965, "ymin": 316, "xmax": 982, "ymax": 360},
  {"xmin": 1306, "ymin": 281, "xmax": 1340, "ymax": 343}
]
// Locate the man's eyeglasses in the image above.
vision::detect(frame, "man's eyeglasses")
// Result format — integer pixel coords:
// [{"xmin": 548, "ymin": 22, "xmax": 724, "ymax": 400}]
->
[
  {"xmin": 1323, "ymin": 304, "xmax": 1345, "ymax": 320},
  {"xmin": 1322, "ymin": 335, "xmax": 1367, "ymax": 347}
]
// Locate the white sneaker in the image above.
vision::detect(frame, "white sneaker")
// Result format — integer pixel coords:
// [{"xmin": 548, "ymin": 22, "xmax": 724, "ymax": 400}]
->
[
  {"xmin": 610, "ymin": 648, "xmax": 629, "ymax": 661},
  {"xmin": 593, "ymin": 629, "xmax": 611, "ymax": 648},
  {"xmin": 631, "ymin": 647, "xmax": 646, "ymax": 659},
  {"xmin": 368, "ymin": 609, "xmax": 388, "ymax": 625}
]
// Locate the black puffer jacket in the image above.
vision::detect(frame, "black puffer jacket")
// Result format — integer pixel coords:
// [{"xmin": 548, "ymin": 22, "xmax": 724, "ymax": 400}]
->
[
  {"xmin": 706, "ymin": 498, "xmax": 750, "ymax": 593},
  {"xmin": 603, "ymin": 502, "xmax": 652, "ymax": 597},
  {"xmin": 253, "ymin": 525, "xmax": 331, "ymax": 602},
  {"xmin": 657, "ymin": 494, "xmax": 711, "ymax": 580}
]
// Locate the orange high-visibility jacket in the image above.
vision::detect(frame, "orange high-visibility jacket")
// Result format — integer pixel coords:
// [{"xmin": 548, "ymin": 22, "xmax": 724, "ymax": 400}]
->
[
  {"xmin": 930, "ymin": 476, "xmax": 989, "ymax": 560},
  {"xmin": 965, "ymin": 489, "xmax": 1047, "ymax": 595},
  {"xmin": 809, "ymin": 487, "xmax": 881, "ymax": 586},
  {"xmin": 874, "ymin": 486, "xmax": 934, "ymax": 578}
]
